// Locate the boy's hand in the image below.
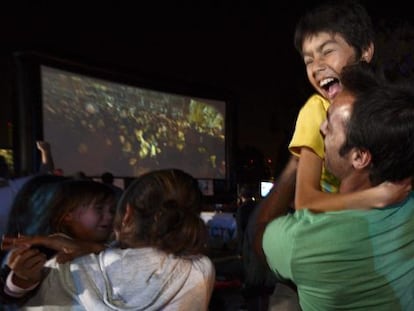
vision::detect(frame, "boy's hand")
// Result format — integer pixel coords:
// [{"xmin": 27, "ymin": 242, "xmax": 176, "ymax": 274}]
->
[{"xmin": 373, "ymin": 178, "xmax": 412, "ymax": 208}]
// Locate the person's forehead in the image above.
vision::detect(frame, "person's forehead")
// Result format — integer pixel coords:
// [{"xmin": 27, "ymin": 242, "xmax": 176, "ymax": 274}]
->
[
  {"xmin": 302, "ymin": 32, "xmax": 348, "ymax": 50},
  {"xmin": 328, "ymin": 92, "xmax": 354, "ymax": 121},
  {"xmin": 331, "ymin": 90, "xmax": 354, "ymax": 107}
]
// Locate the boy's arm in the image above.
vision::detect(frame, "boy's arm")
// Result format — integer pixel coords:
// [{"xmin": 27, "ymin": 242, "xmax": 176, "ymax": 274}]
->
[{"xmin": 295, "ymin": 148, "xmax": 412, "ymax": 211}]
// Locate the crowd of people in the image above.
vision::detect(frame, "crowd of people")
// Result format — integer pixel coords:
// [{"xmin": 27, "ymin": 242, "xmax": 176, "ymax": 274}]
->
[{"xmin": 1, "ymin": 0, "xmax": 414, "ymax": 310}]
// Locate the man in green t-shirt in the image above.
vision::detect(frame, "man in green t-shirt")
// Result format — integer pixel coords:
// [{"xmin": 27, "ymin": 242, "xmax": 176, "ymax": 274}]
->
[{"xmin": 263, "ymin": 63, "xmax": 414, "ymax": 310}]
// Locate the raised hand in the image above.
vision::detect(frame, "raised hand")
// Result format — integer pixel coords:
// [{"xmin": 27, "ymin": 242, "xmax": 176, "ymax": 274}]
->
[{"xmin": 36, "ymin": 141, "xmax": 51, "ymax": 153}]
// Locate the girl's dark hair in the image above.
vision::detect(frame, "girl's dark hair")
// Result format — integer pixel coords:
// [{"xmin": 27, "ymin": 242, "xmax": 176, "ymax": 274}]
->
[
  {"xmin": 115, "ymin": 169, "xmax": 208, "ymax": 256},
  {"xmin": 5, "ymin": 174, "xmax": 69, "ymax": 237}
]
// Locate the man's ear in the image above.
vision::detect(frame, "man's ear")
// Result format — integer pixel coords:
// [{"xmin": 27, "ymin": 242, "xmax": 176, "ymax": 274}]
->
[
  {"xmin": 361, "ymin": 42, "xmax": 374, "ymax": 63},
  {"xmin": 351, "ymin": 148, "xmax": 371, "ymax": 170}
]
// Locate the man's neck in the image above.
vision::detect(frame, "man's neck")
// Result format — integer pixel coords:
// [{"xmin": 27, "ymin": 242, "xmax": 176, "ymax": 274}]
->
[{"xmin": 339, "ymin": 172, "xmax": 372, "ymax": 194}]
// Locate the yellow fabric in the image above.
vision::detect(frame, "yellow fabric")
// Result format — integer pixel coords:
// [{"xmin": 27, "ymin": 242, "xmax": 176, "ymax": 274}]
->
[{"xmin": 289, "ymin": 93, "xmax": 340, "ymax": 193}]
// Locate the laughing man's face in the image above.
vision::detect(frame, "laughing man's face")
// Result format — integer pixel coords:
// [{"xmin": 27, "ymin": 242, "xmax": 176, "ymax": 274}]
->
[{"xmin": 320, "ymin": 91, "xmax": 354, "ymax": 180}]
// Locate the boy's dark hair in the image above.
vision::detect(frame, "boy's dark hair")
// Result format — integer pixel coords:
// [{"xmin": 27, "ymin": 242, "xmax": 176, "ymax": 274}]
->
[
  {"xmin": 294, "ymin": 0, "xmax": 374, "ymax": 60},
  {"xmin": 339, "ymin": 62, "xmax": 414, "ymax": 184}
]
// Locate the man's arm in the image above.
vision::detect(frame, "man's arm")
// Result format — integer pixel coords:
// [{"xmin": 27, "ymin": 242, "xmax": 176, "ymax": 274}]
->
[{"xmin": 253, "ymin": 155, "xmax": 297, "ymax": 260}]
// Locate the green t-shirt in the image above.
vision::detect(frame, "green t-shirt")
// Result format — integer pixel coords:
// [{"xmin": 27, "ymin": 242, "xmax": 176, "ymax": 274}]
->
[{"xmin": 263, "ymin": 193, "xmax": 414, "ymax": 311}]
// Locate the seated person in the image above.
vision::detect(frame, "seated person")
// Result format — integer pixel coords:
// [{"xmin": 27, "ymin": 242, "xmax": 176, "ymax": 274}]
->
[
  {"xmin": 2, "ymin": 169, "xmax": 215, "ymax": 311},
  {"xmin": 262, "ymin": 63, "xmax": 414, "ymax": 310},
  {"xmin": 1, "ymin": 178, "xmax": 117, "ymax": 306}
]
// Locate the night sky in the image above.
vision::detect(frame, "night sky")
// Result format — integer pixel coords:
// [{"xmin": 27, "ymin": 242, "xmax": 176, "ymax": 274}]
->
[{"xmin": 1, "ymin": 1, "xmax": 412, "ymax": 175}]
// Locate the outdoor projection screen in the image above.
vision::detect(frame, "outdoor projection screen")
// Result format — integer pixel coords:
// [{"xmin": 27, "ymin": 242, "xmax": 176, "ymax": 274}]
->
[{"xmin": 41, "ymin": 65, "xmax": 228, "ymax": 180}]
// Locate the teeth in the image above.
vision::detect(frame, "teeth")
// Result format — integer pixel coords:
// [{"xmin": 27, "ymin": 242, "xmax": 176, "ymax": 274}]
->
[{"xmin": 320, "ymin": 78, "xmax": 334, "ymax": 87}]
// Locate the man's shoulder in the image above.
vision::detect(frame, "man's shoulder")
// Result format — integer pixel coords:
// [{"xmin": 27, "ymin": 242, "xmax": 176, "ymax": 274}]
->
[
  {"xmin": 265, "ymin": 209, "xmax": 350, "ymax": 234},
  {"xmin": 274, "ymin": 208, "xmax": 405, "ymax": 237}
]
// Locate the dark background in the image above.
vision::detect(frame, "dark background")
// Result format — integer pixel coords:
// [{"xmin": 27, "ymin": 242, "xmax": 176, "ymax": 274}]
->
[{"xmin": 1, "ymin": 0, "xmax": 413, "ymax": 180}]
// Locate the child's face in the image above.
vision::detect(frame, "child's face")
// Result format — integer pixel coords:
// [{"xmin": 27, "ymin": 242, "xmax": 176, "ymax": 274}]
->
[
  {"xmin": 63, "ymin": 202, "xmax": 115, "ymax": 243},
  {"xmin": 302, "ymin": 32, "xmax": 358, "ymax": 101}
]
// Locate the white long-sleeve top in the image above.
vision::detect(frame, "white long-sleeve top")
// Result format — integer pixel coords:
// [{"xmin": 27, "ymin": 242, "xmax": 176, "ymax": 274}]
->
[{"xmin": 18, "ymin": 247, "xmax": 215, "ymax": 311}]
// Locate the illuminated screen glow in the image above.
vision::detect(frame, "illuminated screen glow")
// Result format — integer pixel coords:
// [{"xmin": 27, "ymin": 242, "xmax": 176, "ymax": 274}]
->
[
  {"xmin": 260, "ymin": 181, "xmax": 274, "ymax": 197},
  {"xmin": 41, "ymin": 65, "xmax": 227, "ymax": 179}
]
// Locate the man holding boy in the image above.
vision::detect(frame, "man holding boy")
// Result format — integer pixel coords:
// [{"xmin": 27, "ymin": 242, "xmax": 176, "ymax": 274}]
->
[
  {"xmin": 254, "ymin": 0, "xmax": 407, "ymax": 256},
  {"xmin": 263, "ymin": 63, "xmax": 414, "ymax": 310}
]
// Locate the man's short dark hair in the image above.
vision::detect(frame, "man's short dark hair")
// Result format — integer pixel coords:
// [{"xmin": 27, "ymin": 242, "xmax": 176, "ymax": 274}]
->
[{"xmin": 339, "ymin": 62, "xmax": 414, "ymax": 184}]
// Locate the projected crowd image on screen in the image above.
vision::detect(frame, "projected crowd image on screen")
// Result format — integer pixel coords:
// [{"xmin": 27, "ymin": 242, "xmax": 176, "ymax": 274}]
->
[{"xmin": 41, "ymin": 66, "xmax": 226, "ymax": 179}]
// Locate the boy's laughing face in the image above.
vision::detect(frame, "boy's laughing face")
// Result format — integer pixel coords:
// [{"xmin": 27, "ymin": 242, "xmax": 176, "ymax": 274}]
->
[{"xmin": 302, "ymin": 32, "xmax": 358, "ymax": 100}]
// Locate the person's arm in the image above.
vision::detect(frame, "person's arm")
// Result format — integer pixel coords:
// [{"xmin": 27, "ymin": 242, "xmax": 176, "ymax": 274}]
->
[
  {"xmin": 2, "ymin": 235, "xmax": 106, "ymax": 264},
  {"xmin": 295, "ymin": 148, "xmax": 412, "ymax": 211},
  {"xmin": 253, "ymin": 155, "xmax": 297, "ymax": 260},
  {"xmin": 2, "ymin": 246, "xmax": 46, "ymax": 300},
  {"xmin": 0, "ymin": 265, "xmax": 28, "ymax": 303},
  {"xmin": 36, "ymin": 141, "xmax": 55, "ymax": 174}
]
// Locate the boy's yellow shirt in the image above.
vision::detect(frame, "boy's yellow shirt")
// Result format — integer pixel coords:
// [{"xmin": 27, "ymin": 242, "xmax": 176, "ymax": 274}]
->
[{"xmin": 289, "ymin": 93, "xmax": 340, "ymax": 193}]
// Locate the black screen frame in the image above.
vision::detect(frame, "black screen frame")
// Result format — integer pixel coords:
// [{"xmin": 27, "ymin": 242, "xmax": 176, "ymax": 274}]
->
[{"xmin": 13, "ymin": 51, "xmax": 237, "ymax": 194}]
